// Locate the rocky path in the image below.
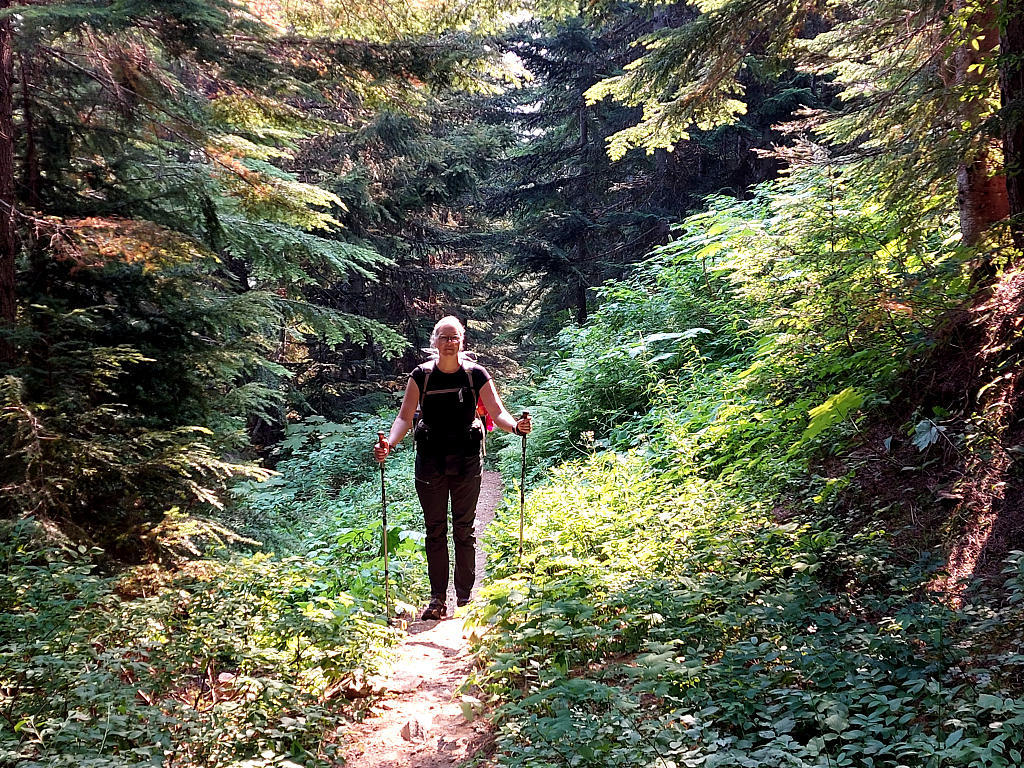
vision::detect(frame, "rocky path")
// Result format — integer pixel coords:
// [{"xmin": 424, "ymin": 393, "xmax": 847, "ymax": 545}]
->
[{"xmin": 339, "ymin": 469, "xmax": 504, "ymax": 768}]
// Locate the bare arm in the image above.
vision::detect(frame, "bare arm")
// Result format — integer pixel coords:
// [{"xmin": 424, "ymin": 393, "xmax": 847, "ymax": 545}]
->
[
  {"xmin": 479, "ymin": 380, "xmax": 532, "ymax": 435},
  {"xmin": 374, "ymin": 378, "xmax": 420, "ymax": 461}
]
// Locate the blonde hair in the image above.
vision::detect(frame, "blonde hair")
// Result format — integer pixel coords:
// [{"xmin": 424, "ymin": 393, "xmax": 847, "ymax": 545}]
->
[{"xmin": 429, "ymin": 316, "xmax": 466, "ymax": 347}]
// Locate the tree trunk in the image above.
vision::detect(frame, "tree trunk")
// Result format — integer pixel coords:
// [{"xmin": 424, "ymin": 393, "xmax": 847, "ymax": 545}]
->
[
  {"xmin": 575, "ymin": 97, "xmax": 589, "ymax": 325},
  {"xmin": 19, "ymin": 50, "xmax": 48, "ymax": 303},
  {"xmin": 957, "ymin": 161, "xmax": 1010, "ymax": 245},
  {"xmin": 574, "ymin": 274, "xmax": 587, "ymax": 325},
  {"xmin": 1001, "ymin": 0, "xmax": 1024, "ymax": 253},
  {"xmin": 19, "ymin": 51, "xmax": 38, "ymax": 209},
  {"xmin": 0, "ymin": 0, "xmax": 17, "ymax": 364},
  {"xmin": 955, "ymin": 0, "xmax": 1009, "ymax": 246}
]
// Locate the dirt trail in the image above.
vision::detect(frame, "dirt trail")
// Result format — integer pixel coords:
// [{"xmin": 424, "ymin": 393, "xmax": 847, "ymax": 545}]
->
[{"xmin": 339, "ymin": 469, "xmax": 503, "ymax": 768}]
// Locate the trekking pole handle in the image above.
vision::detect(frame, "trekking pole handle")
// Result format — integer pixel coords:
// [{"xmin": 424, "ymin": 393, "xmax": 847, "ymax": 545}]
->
[{"xmin": 377, "ymin": 431, "xmax": 387, "ymax": 461}]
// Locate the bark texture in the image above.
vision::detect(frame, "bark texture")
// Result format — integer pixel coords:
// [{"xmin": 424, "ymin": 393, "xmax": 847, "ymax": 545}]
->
[
  {"xmin": 0, "ymin": 0, "xmax": 18, "ymax": 363},
  {"xmin": 955, "ymin": 0, "xmax": 1009, "ymax": 246},
  {"xmin": 1001, "ymin": 0, "xmax": 1024, "ymax": 253}
]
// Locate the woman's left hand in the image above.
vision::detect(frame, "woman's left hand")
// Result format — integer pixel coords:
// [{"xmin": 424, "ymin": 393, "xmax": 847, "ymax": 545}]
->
[{"xmin": 516, "ymin": 415, "xmax": 532, "ymax": 435}]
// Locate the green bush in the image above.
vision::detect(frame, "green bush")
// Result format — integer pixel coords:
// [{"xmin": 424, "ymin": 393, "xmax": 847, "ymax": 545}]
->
[
  {"xmin": 0, "ymin": 521, "xmax": 400, "ymax": 768},
  {"xmin": 505, "ymin": 165, "xmax": 968, "ymax": 480},
  {"xmin": 472, "ymin": 453, "xmax": 1024, "ymax": 768},
  {"xmin": 231, "ymin": 412, "xmax": 430, "ymax": 610}
]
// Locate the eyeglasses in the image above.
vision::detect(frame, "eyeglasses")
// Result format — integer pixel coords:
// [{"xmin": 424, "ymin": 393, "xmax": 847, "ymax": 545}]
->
[{"xmin": 436, "ymin": 334, "xmax": 462, "ymax": 344}]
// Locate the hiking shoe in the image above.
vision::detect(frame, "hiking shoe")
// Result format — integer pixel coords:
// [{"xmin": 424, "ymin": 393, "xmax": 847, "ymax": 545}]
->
[
  {"xmin": 456, "ymin": 597, "xmax": 471, "ymax": 608},
  {"xmin": 421, "ymin": 598, "xmax": 447, "ymax": 621}
]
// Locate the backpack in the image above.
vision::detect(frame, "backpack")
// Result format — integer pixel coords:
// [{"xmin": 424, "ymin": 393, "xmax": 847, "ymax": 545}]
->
[
  {"xmin": 416, "ymin": 359, "xmax": 478, "ymax": 413},
  {"xmin": 415, "ymin": 360, "xmax": 491, "ymax": 455}
]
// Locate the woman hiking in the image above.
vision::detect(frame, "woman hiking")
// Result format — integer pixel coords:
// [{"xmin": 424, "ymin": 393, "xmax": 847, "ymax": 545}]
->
[{"xmin": 373, "ymin": 316, "xmax": 532, "ymax": 621}]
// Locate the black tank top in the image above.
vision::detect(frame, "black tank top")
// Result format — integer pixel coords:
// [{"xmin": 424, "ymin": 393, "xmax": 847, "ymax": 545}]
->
[{"xmin": 410, "ymin": 361, "xmax": 491, "ymax": 456}]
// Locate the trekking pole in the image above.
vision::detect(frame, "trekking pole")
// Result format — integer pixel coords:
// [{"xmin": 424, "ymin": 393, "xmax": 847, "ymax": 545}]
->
[
  {"xmin": 377, "ymin": 432, "xmax": 391, "ymax": 623},
  {"xmin": 519, "ymin": 411, "xmax": 529, "ymax": 559}
]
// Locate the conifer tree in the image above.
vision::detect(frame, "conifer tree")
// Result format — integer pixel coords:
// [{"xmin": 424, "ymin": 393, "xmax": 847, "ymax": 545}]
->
[
  {"xmin": 586, "ymin": 0, "xmax": 1024, "ymax": 252},
  {"xmin": 236, "ymin": 2, "xmax": 521, "ymax": 394},
  {"xmin": 315, "ymin": 54, "xmax": 515, "ymax": 372},
  {"xmin": 489, "ymin": 4, "xmax": 824, "ymax": 327},
  {"xmin": 0, "ymin": 0, "xmax": 418, "ymax": 544},
  {"xmin": 0, "ymin": 0, "xmax": 15, "ymax": 363},
  {"xmin": 487, "ymin": 12, "xmax": 674, "ymax": 326},
  {"xmin": 1001, "ymin": 0, "xmax": 1024, "ymax": 247}
]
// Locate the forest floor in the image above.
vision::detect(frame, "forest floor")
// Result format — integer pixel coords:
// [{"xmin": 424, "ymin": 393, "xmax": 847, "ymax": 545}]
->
[{"xmin": 337, "ymin": 469, "xmax": 503, "ymax": 768}]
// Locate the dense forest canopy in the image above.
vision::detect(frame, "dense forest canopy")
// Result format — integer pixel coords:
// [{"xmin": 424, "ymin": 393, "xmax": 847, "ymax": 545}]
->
[{"xmin": 2, "ymin": 0, "xmax": 1024, "ymax": 766}]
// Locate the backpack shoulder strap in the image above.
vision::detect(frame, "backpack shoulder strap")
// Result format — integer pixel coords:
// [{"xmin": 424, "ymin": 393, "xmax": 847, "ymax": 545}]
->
[
  {"xmin": 416, "ymin": 361, "xmax": 435, "ymax": 409},
  {"xmin": 462, "ymin": 360, "xmax": 488, "ymax": 455},
  {"xmin": 461, "ymin": 360, "xmax": 479, "ymax": 406}
]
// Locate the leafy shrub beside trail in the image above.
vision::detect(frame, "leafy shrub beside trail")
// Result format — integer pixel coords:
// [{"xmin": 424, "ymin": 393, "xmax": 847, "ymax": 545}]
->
[
  {"xmin": 230, "ymin": 413, "xmax": 430, "ymax": 609},
  {"xmin": 475, "ymin": 454, "xmax": 1024, "ymax": 767},
  {"xmin": 0, "ymin": 522, "xmax": 398, "ymax": 767},
  {"xmin": 0, "ymin": 413, "xmax": 430, "ymax": 768}
]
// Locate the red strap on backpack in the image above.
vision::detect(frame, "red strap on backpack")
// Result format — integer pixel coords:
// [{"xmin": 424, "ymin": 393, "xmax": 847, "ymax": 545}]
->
[{"xmin": 476, "ymin": 400, "xmax": 494, "ymax": 431}]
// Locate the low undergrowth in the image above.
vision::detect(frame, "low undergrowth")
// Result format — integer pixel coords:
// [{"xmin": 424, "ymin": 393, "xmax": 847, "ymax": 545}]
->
[
  {"xmin": 230, "ymin": 413, "xmax": 431, "ymax": 610},
  {"xmin": 474, "ymin": 455, "xmax": 1024, "ymax": 767},
  {"xmin": 0, "ymin": 522, "xmax": 396, "ymax": 768}
]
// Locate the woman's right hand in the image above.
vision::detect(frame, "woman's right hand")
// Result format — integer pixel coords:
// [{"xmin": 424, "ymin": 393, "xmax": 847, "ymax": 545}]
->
[{"xmin": 373, "ymin": 436, "xmax": 390, "ymax": 463}]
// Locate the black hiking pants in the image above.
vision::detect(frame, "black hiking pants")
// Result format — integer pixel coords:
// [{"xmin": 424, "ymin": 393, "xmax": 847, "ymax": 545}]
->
[{"xmin": 414, "ymin": 453, "xmax": 482, "ymax": 603}]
